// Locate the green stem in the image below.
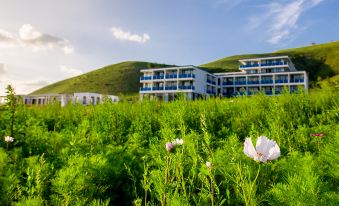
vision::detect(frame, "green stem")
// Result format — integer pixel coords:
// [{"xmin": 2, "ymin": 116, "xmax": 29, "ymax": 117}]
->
[
  {"xmin": 209, "ymin": 167, "xmax": 214, "ymax": 206},
  {"xmin": 163, "ymin": 155, "xmax": 170, "ymax": 206},
  {"xmin": 248, "ymin": 164, "xmax": 261, "ymax": 206}
]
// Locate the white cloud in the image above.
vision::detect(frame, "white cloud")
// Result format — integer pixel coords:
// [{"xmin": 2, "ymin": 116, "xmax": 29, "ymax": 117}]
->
[
  {"xmin": 249, "ymin": 0, "xmax": 324, "ymax": 44},
  {"xmin": 0, "ymin": 63, "xmax": 7, "ymax": 76},
  {"xmin": 111, "ymin": 27, "xmax": 150, "ymax": 43},
  {"xmin": 23, "ymin": 80, "xmax": 49, "ymax": 87},
  {"xmin": 0, "ymin": 24, "xmax": 74, "ymax": 54},
  {"xmin": 60, "ymin": 65, "xmax": 83, "ymax": 77}
]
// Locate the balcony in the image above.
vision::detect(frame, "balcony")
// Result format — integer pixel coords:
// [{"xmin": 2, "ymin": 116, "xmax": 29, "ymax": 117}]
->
[
  {"xmin": 165, "ymin": 86, "xmax": 177, "ymax": 90},
  {"xmin": 152, "ymin": 87, "xmax": 164, "ymax": 91},
  {"xmin": 140, "ymin": 87, "xmax": 152, "ymax": 91},
  {"xmin": 265, "ymin": 91, "xmax": 273, "ymax": 95},
  {"xmin": 240, "ymin": 62, "xmax": 288, "ymax": 68},
  {"xmin": 153, "ymin": 75, "xmax": 164, "ymax": 80},
  {"xmin": 178, "ymin": 85, "xmax": 195, "ymax": 90},
  {"xmin": 165, "ymin": 74, "xmax": 178, "ymax": 79},
  {"xmin": 234, "ymin": 81, "xmax": 246, "ymax": 85},
  {"xmin": 207, "ymin": 79, "xmax": 216, "ymax": 85},
  {"xmin": 275, "ymin": 79, "xmax": 288, "ymax": 83},
  {"xmin": 140, "ymin": 76, "xmax": 152, "ymax": 81},
  {"xmin": 290, "ymin": 79, "xmax": 304, "ymax": 83},
  {"xmin": 247, "ymin": 81, "xmax": 260, "ymax": 85},
  {"xmin": 222, "ymin": 81, "xmax": 234, "ymax": 85},
  {"xmin": 178, "ymin": 73, "xmax": 195, "ymax": 78},
  {"xmin": 261, "ymin": 79, "xmax": 274, "ymax": 84}
]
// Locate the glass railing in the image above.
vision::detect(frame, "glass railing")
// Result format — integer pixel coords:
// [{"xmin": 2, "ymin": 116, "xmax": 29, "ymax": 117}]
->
[
  {"xmin": 140, "ymin": 87, "xmax": 152, "ymax": 91},
  {"xmin": 165, "ymin": 74, "xmax": 178, "ymax": 79},
  {"xmin": 222, "ymin": 82, "xmax": 234, "ymax": 85},
  {"xmin": 206, "ymin": 90, "xmax": 215, "ymax": 94},
  {"xmin": 247, "ymin": 81, "xmax": 260, "ymax": 85},
  {"xmin": 152, "ymin": 87, "xmax": 164, "ymax": 91},
  {"xmin": 234, "ymin": 81, "xmax": 246, "ymax": 85},
  {"xmin": 153, "ymin": 75, "xmax": 164, "ymax": 80},
  {"xmin": 178, "ymin": 85, "xmax": 195, "ymax": 90},
  {"xmin": 165, "ymin": 86, "xmax": 177, "ymax": 90},
  {"xmin": 290, "ymin": 79, "xmax": 304, "ymax": 83},
  {"xmin": 240, "ymin": 62, "xmax": 287, "ymax": 68},
  {"xmin": 140, "ymin": 76, "xmax": 152, "ymax": 80},
  {"xmin": 261, "ymin": 80, "xmax": 274, "ymax": 84},
  {"xmin": 275, "ymin": 79, "xmax": 288, "ymax": 83},
  {"xmin": 178, "ymin": 73, "xmax": 195, "ymax": 78},
  {"xmin": 265, "ymin": 91, "xmax": 273, "ymax": 95}
]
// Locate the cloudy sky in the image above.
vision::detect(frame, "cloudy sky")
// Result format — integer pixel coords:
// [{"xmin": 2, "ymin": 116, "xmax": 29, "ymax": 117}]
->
[{"xmin": 0, "ymin": 0, "xmax": 338, "ymax": 95}]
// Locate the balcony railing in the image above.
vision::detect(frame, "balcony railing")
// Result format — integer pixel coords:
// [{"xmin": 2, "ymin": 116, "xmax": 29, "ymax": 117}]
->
[
  {"xmin": 222, "ymin": 82, "xmax": 234, "ymax": 85},
  {"xmin": 140, "ymin": 87, "xmax": 152, "ymax": 91},
  {"xmin": 178, "ymin": 85, "xmax": 195, "ymax": 90},
  {"xmin": 275, "ymin": 79, "xmax": 288, "ymax": 83},
  {"xmin": 165, "ymin": 74, "xmax": 178, "ymax": 79},
  {"xmin": 234, "ymin": 81, "xmax": 246, "ymax": 85},
  {"xmin": 140, "ymin": 76, "xmax": 152, "ymax": 80},
  {"xmin": 206, "ymin": 90, "xmax": 215, "ymax": 94},
  {"xmin": 240, "ymin": 62, "xmax": 287, "ymax": 68},
  {"xmin": 152, "ymin": 87, "xmax": 164, "ymax": 91},
  {"xmin": 247, "ymin": 81, "xmax": 260, "ymax": 85},
  {"xmin": 290, "ymin": 79, "xmax": 304, "ymax": 83},
  {"xmin": 178, "ymin": 73, "xmax": 195, "ymax": 78},
  {"xmin": 165, "ymin": 86, "xmax": 177, "ymax": 90},
  {"xmin": 153, "ymin": 75, "xmax": 164, "ymax": 80},
  {"xmin": 265, "ymin": 91, "xmax": 273, "ymax": 95},
  {"xmin": 261, "ymin": 79, "xmax": 274, "ymax": 84},
  {"xmin": 207, "ymin": 79, "xmax": 216, "ymax": 85}
]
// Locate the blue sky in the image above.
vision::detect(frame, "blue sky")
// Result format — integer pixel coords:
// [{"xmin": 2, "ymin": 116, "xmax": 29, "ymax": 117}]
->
[{"xmin": 0, "ymin": 0, "xmax": 338, "ymax": 94}]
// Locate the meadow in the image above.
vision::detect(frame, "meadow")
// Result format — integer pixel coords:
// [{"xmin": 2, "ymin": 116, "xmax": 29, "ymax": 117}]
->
[{"xmin": 0, "ymin": 88, "xmax": 338, "ymax": 206}]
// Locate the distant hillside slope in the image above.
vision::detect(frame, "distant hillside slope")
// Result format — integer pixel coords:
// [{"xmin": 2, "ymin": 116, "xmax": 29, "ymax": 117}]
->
[
  {"xmin": 32, "ymin": 41, "xmax": 339, "ymax": 95},
  {"xmin": 201, "ymin": 41, "xmax": 339, "ymax": 84},
  {"xmin": 31, "ymin": 61, "xmax": 172, "ymax": 95}
]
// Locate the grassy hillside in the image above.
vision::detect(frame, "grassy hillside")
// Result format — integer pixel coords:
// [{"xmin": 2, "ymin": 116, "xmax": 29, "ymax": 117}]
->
[
  {"xmin": 201, "ymin": 41, "xmax": 339, "ymax": 85},
  {"xmin": 31, "ymin": 61, "xmax": 172, "ymax": 95},
  {"xmin": 32, "ymin": 41, "xmax": 339, "ymax": 95}
]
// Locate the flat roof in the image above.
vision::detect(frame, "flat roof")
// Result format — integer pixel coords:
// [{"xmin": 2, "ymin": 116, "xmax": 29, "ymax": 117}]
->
[
  {"xmin": 239, "ymin": 55, "xmax": 290, "ymax": 62},
  {"xmin": 140, "ymin": 65, "xmax": 208, "ymax": 72}
]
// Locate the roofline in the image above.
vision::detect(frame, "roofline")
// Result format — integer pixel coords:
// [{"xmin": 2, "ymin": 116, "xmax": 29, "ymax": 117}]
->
[
  {"xmin": 140, "ymin": 65, "xmax": 206, "ymax": 72},
  {"xmin": 239, "ymin": 55, "xmax": 290, "ymax": 63}
]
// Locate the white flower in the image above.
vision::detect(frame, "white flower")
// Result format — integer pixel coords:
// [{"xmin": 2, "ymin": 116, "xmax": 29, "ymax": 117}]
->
[
  {"xmin": 244, "ymin": 136, "xmax": 280, "ymax": 163},
  {"xmin": 206, "ymin": 161, "xmax": 212, "ymax": 168},
  {"xmin": 4, "ymin": 136, "xmax": 14, "ymax": 143},
  {"xmin": 172, "ymin": 138, "xmax": 184, "ymax": 146}
]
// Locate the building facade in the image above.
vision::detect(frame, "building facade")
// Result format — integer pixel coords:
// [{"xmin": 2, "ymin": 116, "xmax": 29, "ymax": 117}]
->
[
  {"xmin": 20, "ymin": 92, "xmax": 119, "ymax": 106},
  {"xmin": 139, "ymin": 66, "xmax": 217, "ymax": 101},
  {"xmin": 139, "ymin": 56, "xmax": 308, "ymax": 101}
]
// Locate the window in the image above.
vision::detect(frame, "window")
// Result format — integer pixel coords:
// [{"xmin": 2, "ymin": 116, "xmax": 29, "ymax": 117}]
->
[{"xmin": 83, "ymin": 96, "xmax": 87, "ymax": 104}]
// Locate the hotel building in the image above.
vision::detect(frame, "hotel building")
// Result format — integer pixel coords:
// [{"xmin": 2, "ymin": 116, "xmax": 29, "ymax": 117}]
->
[{"xmin": 139, "ymin": 56, "xmax": 308, "ymax": 100}]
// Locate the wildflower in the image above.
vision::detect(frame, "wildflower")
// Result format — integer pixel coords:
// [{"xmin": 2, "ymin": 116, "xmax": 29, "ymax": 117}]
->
[
  {"xmin": 244, "ymin": 136, "xmax": 280, "ymax": 163},
  {"xmin": 172, "ymin": 138, "xmax": 184, "ymax": 146},
  {"xmin": 4, "ymin": 136, "xmax": 14, "ymax": 143},
  {"xmin": 310, "ymin": 132, "xmax": 324, "ymax": 137},
  {"xmin": 166, "ymin": 142, "xmax": 174, "ymax": 152},
  {"xmin": 206, "ymin": 161, "xmax": 212, "ymax": 168}
]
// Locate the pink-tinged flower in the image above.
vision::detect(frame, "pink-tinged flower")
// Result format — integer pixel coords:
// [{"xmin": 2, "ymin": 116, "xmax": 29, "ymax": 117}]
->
[
  {"xmin": 206, "ymin": 161, "xmax": 212, "ymax": 168},
  {"xmin": 4, "ymin": 136, "xmax": 14, "ymax": 143},
  {"xmin": 172, "ymin": 138, "xmax": 184, "ymax": 146},
  {"xmin": 166, "ymin": 142, "xmax": 174, "ymax": 152},
  {"xmin": 244, "ymin": 136, "xmax": 280, "ymax": 163},
  {"xmin": 310, "ymin": 132, "xmax": 324, "ymax": 137}
]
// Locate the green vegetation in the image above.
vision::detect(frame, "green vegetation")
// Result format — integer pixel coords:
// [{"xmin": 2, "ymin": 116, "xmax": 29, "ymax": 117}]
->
[
  {"xmin": 31, "ymin": 62, "xmax": 172, "ymax": 96},
  {"xmin": 1, "ymin": 87, "xmax": 338, "ymax": 205},
  {"xmin": 31, "ymin": 41, "xmax": 339, "ymax": 96}
]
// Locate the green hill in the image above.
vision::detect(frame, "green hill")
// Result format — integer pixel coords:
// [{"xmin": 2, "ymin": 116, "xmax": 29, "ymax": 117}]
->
[
  {"xmin": 31, "ymin": 61, "xmax": 172, "ymax": 95},
  {"xmin": 201, "ymin": 41, "xmax": 339, "ymax": 85},
  {"xmin": 32, "ymin": 41, "xmax": 339, "ymax": 95}
]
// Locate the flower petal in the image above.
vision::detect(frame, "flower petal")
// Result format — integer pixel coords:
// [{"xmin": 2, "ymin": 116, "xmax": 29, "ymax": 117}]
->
[
  {"xmin": 268, "ymin": 143, "xmax": 280, "ymax": 160},
  {"xmin": 244, "ymin": 138, "xmax": 258, "ymax": 160},
  {"xmin": 256, "ymin": 136, "xmax": 275, "ymax": 155}
]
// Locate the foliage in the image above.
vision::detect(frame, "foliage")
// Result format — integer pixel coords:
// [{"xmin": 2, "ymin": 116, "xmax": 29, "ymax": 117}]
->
[{"xmin": 0, "ymin": 89, "xmax": 338, "ymax": 205}]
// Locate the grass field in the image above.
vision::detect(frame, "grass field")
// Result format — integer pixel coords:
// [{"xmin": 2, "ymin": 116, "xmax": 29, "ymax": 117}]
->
[{"xmin": 1, "ymin": 87, "xmax": 338, "ymax": 205}]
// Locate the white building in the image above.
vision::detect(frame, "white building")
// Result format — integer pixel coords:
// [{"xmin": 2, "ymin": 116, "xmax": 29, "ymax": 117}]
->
[
  {"xmin": 139, "ymin": 56, "xmax": 308, "ymax": 101},
  {"xmin": 139, "ymin": 66, "xmax": 217, "ymax": 101},
  {"xmin": 217, "ymin": 56, "xmax": 308, "ymax": 96},
  {"xmin": 21, "ymin": 92, "xmax": 119, "ymax": 106}
]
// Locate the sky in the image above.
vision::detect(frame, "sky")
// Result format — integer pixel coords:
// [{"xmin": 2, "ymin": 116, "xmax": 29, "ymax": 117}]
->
[{"xmin": 0, "ymin": 0, "xmax": 338, "ymax": 95}]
